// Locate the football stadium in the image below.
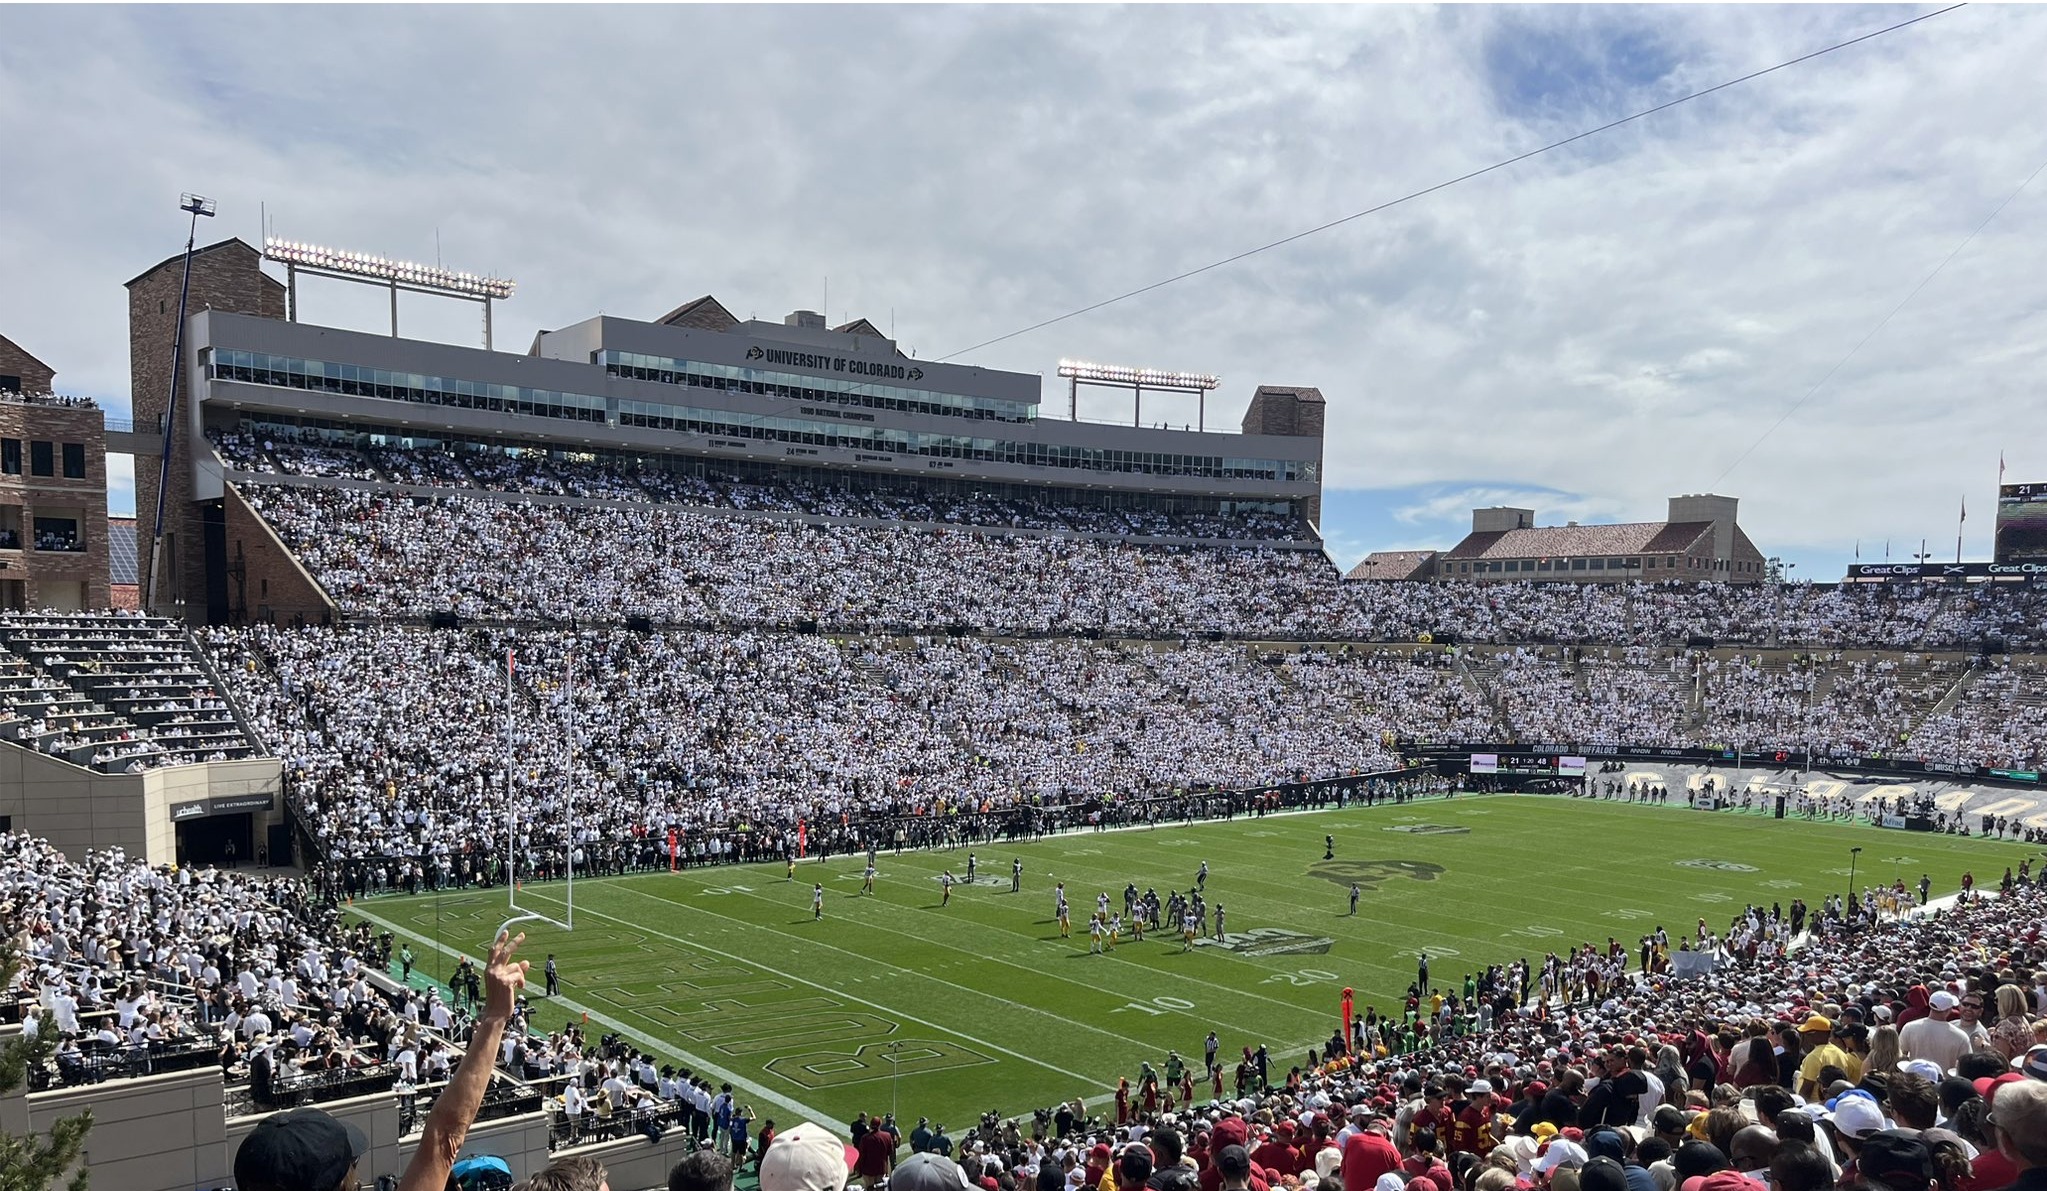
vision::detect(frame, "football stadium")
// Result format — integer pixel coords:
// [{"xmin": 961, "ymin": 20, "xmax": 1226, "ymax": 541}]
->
[{"xmin": 7, "ymin": 10, "xmax": 2047, "ymax": 1191}]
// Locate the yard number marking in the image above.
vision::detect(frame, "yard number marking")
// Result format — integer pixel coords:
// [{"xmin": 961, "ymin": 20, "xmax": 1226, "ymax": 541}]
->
[{"xmin": 1113, "ymin": 996, "xmax": 1197, "ymax": 1017}]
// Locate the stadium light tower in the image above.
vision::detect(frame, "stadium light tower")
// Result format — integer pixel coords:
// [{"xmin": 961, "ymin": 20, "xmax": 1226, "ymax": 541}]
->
[
  {"xmin": 1057, "ymin": 359, "xmax": 1220, "ymax": 430},
  {"xmin": 144, "ymin": 193, "xmax": 216, "ymax": 616},
  {"xmin": 264, "ymin": 237, "xmax": 516, "ymax": 349}
]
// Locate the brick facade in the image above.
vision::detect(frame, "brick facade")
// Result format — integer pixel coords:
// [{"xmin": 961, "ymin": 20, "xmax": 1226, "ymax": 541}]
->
[
  {"xmin": 1438, "ymin": 495, "xmax": 1768, "ymax": 585},
  {"xmin": 222, "ymin": 484, "xmax": 336, "ymax": 625},
  {"xmin": 0, "ymin": 333, "xmax": 56, "ymax": 395},
  {"xmin": 1239, "ymin": 385, "xmax": 1326, "ymax": 438},
  {"xmin": 127, "ymin": 239, "xmax": 285, "ymax": 616},
  {"xmin": 0, "ymin": 399, "xmax": 112, "ymax": 609},
  {"xmin": 1238, "ymin": 385, "xmax": 1326, "ymax": 527}
]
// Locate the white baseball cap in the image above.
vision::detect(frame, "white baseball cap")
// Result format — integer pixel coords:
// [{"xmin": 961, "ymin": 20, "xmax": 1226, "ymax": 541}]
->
[
  {"xmin": 1822, "ymin": 1095, "xmax": 1887, "ymax": 1139},
  {"xmin": 760, "ymin": 1123, "xmax": 851, "ymax": 1191}
]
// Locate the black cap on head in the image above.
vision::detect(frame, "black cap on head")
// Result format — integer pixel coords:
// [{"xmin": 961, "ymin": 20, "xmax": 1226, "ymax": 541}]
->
[
  {"xmin": 1673, "ymin": 1141, "xmax": 1729, "ymax": 1182},
  {"xmin": 1119, "ymin": 1144, "xmax": 1154, "ymax": 1185},
  {"xmin": 1580, "ymin": 1157, "xmax": 1629, "ymax": 1191},
  {"xmin": 1857, "ymin": 1131, "xmax": 1934, "ymax": 1189},
  {"xmin": 235, "ymin": 1107, "xmax": 370, "ymax": 1191},
  {"xmin": 1217, "ymin": 1146, "xmax": 1251, "ymax": 1180}
]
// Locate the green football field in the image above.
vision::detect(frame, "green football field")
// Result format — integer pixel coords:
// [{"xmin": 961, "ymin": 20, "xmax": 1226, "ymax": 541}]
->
[{"xmin": 345, "ymin": 795, "xmax": 2036, "ymax": 1133}]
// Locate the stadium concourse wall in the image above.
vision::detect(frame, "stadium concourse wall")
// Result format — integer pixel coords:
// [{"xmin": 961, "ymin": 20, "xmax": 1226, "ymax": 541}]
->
[
  {"xmin": 0, "ymin": 1021, "xmax": 703, "ymax": 1191},
  {"xmin": 0, "ymin": 740, "xmax": 284, "ymax": 866}
]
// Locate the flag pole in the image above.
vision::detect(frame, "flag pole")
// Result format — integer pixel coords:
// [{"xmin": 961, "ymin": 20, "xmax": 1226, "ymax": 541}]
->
[{"xmin": 1957, "ymin": 497, "xmax": 1966, "ymax": 564}]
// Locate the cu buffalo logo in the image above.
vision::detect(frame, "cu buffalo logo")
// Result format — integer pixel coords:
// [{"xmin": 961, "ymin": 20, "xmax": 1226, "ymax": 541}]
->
[
  {"xmin": 907, "ymin": 367, "xmax": 924, "ymax": 380},
  {"xmin": 1382, "ymin": 824, "xmax": 1470, "ymax": 836},
  {"xmin": 1307, "ymin": 859, "xmax": 1446, "ymax": 889},
  {"xmin": 1673, "ymin": 859, "xmax": 1759, "ymax": 872},
  {"xmin": 746, "ymin": 346, "xmax": 765, "ymax": 360}
]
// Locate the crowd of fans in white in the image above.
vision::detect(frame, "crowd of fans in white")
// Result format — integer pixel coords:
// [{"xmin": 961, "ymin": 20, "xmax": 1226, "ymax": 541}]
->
[
  {"xmin": 185, "ymin": 617, "xmax": 2047, "ymax": 873},
  {"xmin": 0, "ymin": 830, "xmax": 449, "ymax": 1089},
  {"xmin": 198, "ymin": 625, "xmax": 1506, "ymax": 864},
  {"xmin": 240, "ymin": 477, "xmax": 2047, "ymax": 649},
  {"xmin": 213, "ymin": 435, "xmax": 2047, "ymax": 649},
  {"xmin": 211, "ymin": 428, "xmax": 1308, "ymax": 542},
  {"xmin": 182, "ymin": 419, "xmax": 2047, "ymax": 864}
]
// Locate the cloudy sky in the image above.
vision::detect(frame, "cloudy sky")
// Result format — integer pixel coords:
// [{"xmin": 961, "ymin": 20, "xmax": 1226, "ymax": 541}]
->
[{"xmin": 2, "ymin": 4, "xmax": 2043, "ymax": 578}]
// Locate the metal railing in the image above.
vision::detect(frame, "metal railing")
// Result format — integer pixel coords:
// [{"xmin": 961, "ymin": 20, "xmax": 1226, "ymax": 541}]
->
[{"xmin": 31, "ymin": 1034, "xmax": 220, "ymax": 1091}]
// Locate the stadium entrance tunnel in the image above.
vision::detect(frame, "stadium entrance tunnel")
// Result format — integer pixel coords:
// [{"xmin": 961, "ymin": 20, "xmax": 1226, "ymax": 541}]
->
[{"xmin": 177, "ymin": 811, "xmax": 255, "ymax": 868}]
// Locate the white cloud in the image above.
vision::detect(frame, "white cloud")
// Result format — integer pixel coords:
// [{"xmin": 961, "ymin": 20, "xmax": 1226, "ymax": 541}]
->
[
  {"xmin": 1391, "ymin": 485, "xmax": 1625, "ymax": 529},
  {"xmin": 1, "ymin": 5, "xmax": 2042, "ymax": 570}
]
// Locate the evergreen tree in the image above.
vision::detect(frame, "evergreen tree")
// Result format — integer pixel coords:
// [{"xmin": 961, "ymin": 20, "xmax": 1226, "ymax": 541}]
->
[{"xmin": 0, "ymin": 939, "xmax": 92, "ymax": 1191}]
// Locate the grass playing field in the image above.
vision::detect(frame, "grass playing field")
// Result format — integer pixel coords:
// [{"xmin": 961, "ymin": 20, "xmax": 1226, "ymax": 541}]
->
[{"xmin": 345, "ymin": 794, "xmax": 2037, "ymax": 1133}]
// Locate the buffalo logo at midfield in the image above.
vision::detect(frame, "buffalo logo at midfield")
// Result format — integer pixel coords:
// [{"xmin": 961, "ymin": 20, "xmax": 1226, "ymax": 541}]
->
[{"xmin": 1306, "ymin": 858, "xmax": 1446, "ymax": 889}]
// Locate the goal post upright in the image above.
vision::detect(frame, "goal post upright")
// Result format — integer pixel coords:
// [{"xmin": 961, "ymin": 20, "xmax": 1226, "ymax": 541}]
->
[{"xmin": 499, "ymin": 643, "xmax": 574, "ymax": 940}]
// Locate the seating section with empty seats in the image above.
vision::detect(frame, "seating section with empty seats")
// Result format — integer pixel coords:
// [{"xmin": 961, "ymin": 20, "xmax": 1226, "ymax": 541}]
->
[{"xmin": 0, "ymin": 612, "xmax": 260, "ymax": 772}]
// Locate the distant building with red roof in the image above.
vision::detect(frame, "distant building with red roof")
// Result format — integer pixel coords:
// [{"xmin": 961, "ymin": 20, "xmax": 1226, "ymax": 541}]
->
[{"xmin": 1438, "ymin": 493, "xmax": 1765, "ymax": 584}]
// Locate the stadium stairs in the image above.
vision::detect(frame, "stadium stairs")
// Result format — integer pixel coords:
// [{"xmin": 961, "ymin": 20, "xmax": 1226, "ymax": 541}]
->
[
  {"xmin": 0, "ymin": 615, "xmax": 256, "ymax": 769},
  {"xmin": 1449, "ymin": 651, "xmax": 1507, "ymax": 737}
]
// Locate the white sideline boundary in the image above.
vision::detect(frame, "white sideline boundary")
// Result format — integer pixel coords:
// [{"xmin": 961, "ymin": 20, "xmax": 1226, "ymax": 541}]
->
[{"xmin": 347, "ymin": 902, "xmax": 841, "ymax": 1130}]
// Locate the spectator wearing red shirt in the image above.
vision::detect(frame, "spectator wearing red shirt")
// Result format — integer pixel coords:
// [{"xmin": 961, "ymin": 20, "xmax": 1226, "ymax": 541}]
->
[
  {"xmin": 854, "ymin": 1124, "xmax": 894, "ymax": 1188},
  {"xmin": 1199, "ymin": 1118, "xmax": 1271, "ymax": 1191},
  {"xmin": 1249, "ymin": 1124, "xmax": 1298, "ymax": 1179},
  {"xmin": 1298, "ymin": 1119, "xmax": 1338, "ymax": 1178},
  {"xmin": 1453, "ymin": 1080, "xmax": 1503, "ymax": 1157},
  {"xmin": 1340, "ymin": 1121, "xmax": 1401, "ymax": 1191}
]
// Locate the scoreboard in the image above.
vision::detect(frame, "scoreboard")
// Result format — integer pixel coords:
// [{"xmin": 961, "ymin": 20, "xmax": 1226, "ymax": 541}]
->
[
  {"xmin": 1998, "ymin": 482, "xmax": 2047, "ymax": 563},
  {"xmin": 1471, "ymin": 753, "xmax": 1587, "ymax": 776}
]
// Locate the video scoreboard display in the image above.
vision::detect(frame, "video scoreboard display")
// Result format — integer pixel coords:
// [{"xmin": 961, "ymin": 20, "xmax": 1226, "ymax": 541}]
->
[
  {"xmin": 1470, "ymin": 753, "xmax": 1587, "ymax": 776},
  {"xmin": 1998, "ymin": 482, "xmax": 2047, "ymax": 563}
]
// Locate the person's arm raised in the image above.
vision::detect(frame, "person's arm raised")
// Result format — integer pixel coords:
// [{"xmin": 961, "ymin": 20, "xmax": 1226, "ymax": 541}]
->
[{"xmin": 397, "ymin": 930, "xmax": 527, "ymax": 1191}]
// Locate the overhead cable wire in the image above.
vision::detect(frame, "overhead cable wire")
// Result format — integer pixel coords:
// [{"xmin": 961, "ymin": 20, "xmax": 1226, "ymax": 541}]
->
[{"xmin": 937, "ymin": 3, "xmax": 1967, "ymax": 362}]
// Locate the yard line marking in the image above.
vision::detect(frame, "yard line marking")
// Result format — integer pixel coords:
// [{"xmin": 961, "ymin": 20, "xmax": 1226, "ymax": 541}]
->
[
  {"xmin": 655, "ymin": 870, "xmax": 1331, "ymax": 1028},
  {"xmin": 603, "ymin": 880, "xmax": 1202, "ymax": 1048},
  {"xmin": 521, "ymin": 887, "xmax": 1116, "ymax": 1094},
  {"xmin": 348, "ymin": 902, "xmax": 838, "ymax": 1128},
  {"xmin": 597, "ymin": 881, "xmax": 1343, "ymax": 1115}
]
